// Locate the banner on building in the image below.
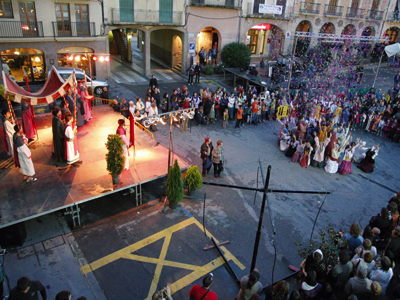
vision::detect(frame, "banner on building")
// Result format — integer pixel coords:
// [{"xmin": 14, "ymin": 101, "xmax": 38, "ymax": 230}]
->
[{"xmin": 259, "ymin": 4, "xmax": 283, "ymax": 15}]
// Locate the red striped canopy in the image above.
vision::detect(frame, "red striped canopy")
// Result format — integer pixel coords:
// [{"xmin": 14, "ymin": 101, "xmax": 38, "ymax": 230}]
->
[{"xmin": 2, "ymin": 66, "xmax": 75, "ymax": 105}]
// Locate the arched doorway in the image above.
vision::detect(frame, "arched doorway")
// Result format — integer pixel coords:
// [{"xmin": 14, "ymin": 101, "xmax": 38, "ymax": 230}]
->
[
  {"xmin": 385, "ymin": 27, "xmax": 400, "ymax": 44},
  {"xmin": 196, "ymin": 27, "xmax": 220, "ymax": 65},
  {"xmin": 1, "ymin": 48, "xmax": 45, "ymax": 83},
  {"xmin": 172, "ymin": 35, "xmax": 182, "ymax": 69},
  {"xmin": 57, "ymin": 47, "xmax": 95, "ymax": 75},
  {"xmin": 270, "ymin": 25, "xmax": 284, "ymax": 58},
  {"xmin": 320, "ymin": 22, "xmax": 335, "ymax": 34},
  {"xmin": 295, "ymin": 20, "xmax": 312, "ymax": 56},
  {"xmin": 341, "ymin": 24, "xmax": 356, "ymax": 36}
]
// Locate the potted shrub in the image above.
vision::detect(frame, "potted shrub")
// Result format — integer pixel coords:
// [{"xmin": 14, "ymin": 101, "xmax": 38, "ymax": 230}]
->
[
  {"xmin": 105, "ymin": 134, "xmax": 125, "ymax": 185},
  {"xmin": 183, "ymin": 166, "xmax": 202, "ymax": 196},
  {"xmin": 166, "ymin": 159, "xmax": 184, "ymax": 209}
]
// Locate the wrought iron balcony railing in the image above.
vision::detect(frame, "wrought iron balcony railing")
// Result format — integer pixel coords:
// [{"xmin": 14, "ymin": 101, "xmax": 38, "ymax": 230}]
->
[
  {"xmin": 299, "ymin": 2, "xmax": 321, "ymax": 14},
  {"xmin": 188, "ymin": 0, "xmax": 240, "ymax": 8},
  {"xmin": 366, "ymin": 9, "xmax": 384, "ymax": 20},
  {"xmin": 324, "ymin": 4, "xmax": 343, "ymax": 17},
  {"xmin": 346, "ymin": 7, "xmax": 365, "ymax": 18},
  {"xmin": 111, "ymin": 9, "xmax": 183, "ymax": 25},
  {"xmin": 52, "ymin": 21, "xmax": 96, "ymax": 37},
  {"xmin": 0, "ymin": 21, "xmax": 43, "ymax": 38}
]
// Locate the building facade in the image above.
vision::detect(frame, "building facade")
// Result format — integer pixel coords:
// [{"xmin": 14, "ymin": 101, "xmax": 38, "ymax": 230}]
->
[{"xmin": 1, "ymin": 0, "xmax": 400, "ymax": 82}]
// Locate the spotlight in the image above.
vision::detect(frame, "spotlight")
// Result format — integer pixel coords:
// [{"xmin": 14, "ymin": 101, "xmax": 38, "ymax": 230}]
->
[
  {"xmin": 75, "ymin": 55, "xmax": 81, "ymax": 62},
  {"xmin": 92, "ymin": 55, "xmax": 97, "ymax": 61},
  {"xmin": 99, "ymin": 56, "xmax": 105, "ymax": 62},
  {"xmin": 68, "ymin": 55, "xmax": 74, "ymax": 61},
  {"xmin": 105, "ymin": 56, "xmax": 110, "ymax": 62}
]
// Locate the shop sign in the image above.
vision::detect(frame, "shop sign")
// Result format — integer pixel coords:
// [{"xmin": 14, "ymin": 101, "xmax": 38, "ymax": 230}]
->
[{"xmin": 259, "ymin": 4, "xmax": 283, "ymax": 14}]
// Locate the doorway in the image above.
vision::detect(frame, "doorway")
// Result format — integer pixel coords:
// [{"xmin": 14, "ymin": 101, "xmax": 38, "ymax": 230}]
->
[{"xmin": 172, "ymin": 35, "xmax": 182, "ymax": 69}]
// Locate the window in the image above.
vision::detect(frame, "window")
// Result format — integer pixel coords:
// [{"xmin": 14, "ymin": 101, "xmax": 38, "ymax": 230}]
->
[
  {"xmin": 75, "ymin": 4, "xmax": 89, "ymax": 35},
  {"xmin": 0, "ymin": 0, "xmax": 13, "ymax": 18},
  {"xmin": 55, "ymin": 3, "xmax": 70, "ymax": 36}
]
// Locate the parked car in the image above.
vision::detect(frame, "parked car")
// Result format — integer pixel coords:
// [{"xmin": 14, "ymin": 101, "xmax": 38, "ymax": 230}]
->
[{"xmin": 50, "ymin": 67, "xmax": 109, "ymax": 95}]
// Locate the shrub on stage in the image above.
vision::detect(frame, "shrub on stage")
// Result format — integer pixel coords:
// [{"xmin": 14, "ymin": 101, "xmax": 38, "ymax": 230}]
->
[
  {"xmin": 166, "ymin": 159, "xmax": 184, "ymax": 206},
  {"xmin": 183, "ymin": 165, "xmax": 202, "ymax": 193},
  {"xmin": 105, "ymin": 134, "xmax": 125, "ymax": 178},
  {"xmin": 221, "ymin": 43, "xmax": 252, "ymax": 69}
]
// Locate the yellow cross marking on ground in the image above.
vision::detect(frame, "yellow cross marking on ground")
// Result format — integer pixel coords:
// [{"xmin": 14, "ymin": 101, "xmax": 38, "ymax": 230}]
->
[
  {"xmin": 200, "ymin": 79, "xmax": 224, "ymax": 89},
  {"xmin": 80, "ymin": 217, "xmax": 245, "ymax": 300}
]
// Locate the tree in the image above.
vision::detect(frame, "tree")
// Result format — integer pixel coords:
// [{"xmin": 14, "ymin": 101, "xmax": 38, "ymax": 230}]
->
[
  {"xmin": 166, "ymin": 159, "xmax": 184, "ymax": 207},
  {"xmin": 105, "ymin": 134, "xmax": 125, "ymax": 183},
  {"xmin": 221, "ymin": 43, "xmax": 252, "ymax": 68},
  {"xmin": 183, "ymin": 166, "xmax": 202, "ymax": 194}
]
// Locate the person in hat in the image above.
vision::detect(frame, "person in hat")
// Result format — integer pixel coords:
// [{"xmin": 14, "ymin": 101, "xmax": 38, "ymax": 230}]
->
[
  {"xmin": 64, "ymin": 114, "xmax": 81, "ymax": 165},
  {"xmin": 117, "ymin": 119, "xmax": 131, "ymax": 170},
  {"xmin": 13, "ymin": 125, "xmax": 36, "ymax": 182}
]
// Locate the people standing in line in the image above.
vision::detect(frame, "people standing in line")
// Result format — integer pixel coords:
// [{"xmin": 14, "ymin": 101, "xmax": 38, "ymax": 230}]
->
[
  {"xmin": 9, "ymin": 276, "xmax": 47, "ymax": 300},
  {"xmin": 13, "ymin": 125, "xmax": 37, "ymax": 182},
  {"xmin": 52, "ymin": 107, "xmax": 66, "ymax": 166},
  {"xmin": 187, "ymin": 65, "xmax": 194, "ymax": 85},
  {"xmin": 2, "ymin": 109, "xmax": 15, "ymax": 157},
  {"xmin": 189, "ymin": 273, "xmax": 218, "ymax": 300}
]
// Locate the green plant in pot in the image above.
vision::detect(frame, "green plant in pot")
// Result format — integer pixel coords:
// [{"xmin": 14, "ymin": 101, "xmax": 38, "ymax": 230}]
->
[
  {"xmin": 183, "ymin": 165, "xmax": 202, "ymax": 196},
  {"xmin": 105, "ymin": 134, "xmax": 125, "ymax": 184},
  {"xmin": 166, "ymin": 159, "xmax": 184, "ymax": 208}
]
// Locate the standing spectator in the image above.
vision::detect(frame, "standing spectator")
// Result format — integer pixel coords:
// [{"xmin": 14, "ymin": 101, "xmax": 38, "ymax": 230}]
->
[
  {"xmin": 152, "ymin": 87, "xmax": 161, "ymax": 107},
  {"xmin": 200, "ymin": 138, "xmax": 212, "ymax": 177},
  {"xmin": 235, "ymin": 105, "xmax": 243, "ymax": 128},
  {"xmin": 187, "ymin": 65, "xmax": 194, "ymax": 85},
  {"xmin": 344, "ymin": 265, "xmax": 371, "ymax": 297},
  {"xmin": 333, "ymin": 250, "xmax": 353, "ymax": 288},
  {"xmin": 120, "ymin": 98, "xmax": 129, "ymax": 119},
  {"xmin": 368, "ymin": 256, "xmax": 393, "ymax": 295},
  {"xmin": 9, "ymin": 276, "xmax": 47, "ymax": 300},
  {"xmin": 393, "ymin": 72, "xmax": 400, "ymax": 87},
  {"xmin": 189, "ymin": 273, "xmax": 217, "ymax": 300},
  {"xmin": 236, "ymin": 269, "xmax": 263, "ymax": 300},
  {"xmin": 301, "ymin": 271, "xmax": 322, "ymax": 299},
  {"xmin": 149, "ymin": 75, "xmax": 158, "ymax": 88},
  {"xmin": 212, "ymin": 45, "xmax": 218, "ymax": 65},
  {"xmin": 342, "ymin": 223, "xmax": 364, "ymax": 257},
  {"xmin": 360, "ymin": 281, "xmax": 386, "ymax": 300},
  {"xmin": 195, "ymin": 64, "xmax": 202, "ymax": 84}
]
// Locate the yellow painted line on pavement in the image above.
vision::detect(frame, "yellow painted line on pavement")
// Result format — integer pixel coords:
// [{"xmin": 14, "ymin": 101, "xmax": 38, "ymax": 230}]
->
[
  {"xmin": 147, "ymin": 234, "xmax": 171, "ymax": 299},
  {"xmin": 80, "ymin": 217, "xmax": 245, "ymax": 300}
]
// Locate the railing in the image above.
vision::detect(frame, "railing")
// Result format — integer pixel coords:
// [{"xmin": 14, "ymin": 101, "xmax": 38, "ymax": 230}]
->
[
  {"xmin": 188, "ymin": 0, "xmax": 240, "ymax": 8},
  {"xmin": 367, "ymin": 9, "xmax": 384, "ymax": 20},
  {"xmin": 324, "ymin": 4, "xmax": 343, "ymax": 16},
  {"xmin": 111, "ymin": 8, "xmax": 183, "ymax": 25},
  {"xmin": 246, "ymin": 2, "xmax": 289, "ymax": 19},
  {"xmin": 387, "ymin": 11, "xmax": 400, "ymax": 22},
  {"xmin": 52, "ymin": 21, "xmax": 96, "ymax": 37},
  {"xmin": 0, "ymin": 21, "xmax": 43, "ymax": 38},
  {"xmin": 299, "ymin": 2, "xmax": 321, "ymax": 14},
  {"xmin": 346, "ymin": 7, "xmax": 365, "ymax": 18}
]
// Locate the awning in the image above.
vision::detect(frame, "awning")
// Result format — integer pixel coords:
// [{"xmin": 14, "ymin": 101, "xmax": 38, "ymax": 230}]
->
[
  {"xmin": 385, "ymin": 43, "xmax": 400, "ymax": 58},
  {"xmin": 2, "ymin": 66, "xmax": 75, "ymax": 105}
]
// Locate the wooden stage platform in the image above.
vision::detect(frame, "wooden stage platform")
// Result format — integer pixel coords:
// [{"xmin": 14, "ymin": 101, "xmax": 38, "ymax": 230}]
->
[{"xmin": 0, "ymin": 105, "xmax": 189, "ymax": 228}]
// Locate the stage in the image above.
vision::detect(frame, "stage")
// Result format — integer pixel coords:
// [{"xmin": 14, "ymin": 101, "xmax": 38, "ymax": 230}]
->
[{"xmin": 0, "ymin": 105, "xmax": 189, "ymax": 228}]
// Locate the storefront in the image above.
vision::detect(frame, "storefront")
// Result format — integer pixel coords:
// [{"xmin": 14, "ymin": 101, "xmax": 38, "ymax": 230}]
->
[
  {"xmin": 57, "ymin": 46, "xmax": 96, "ymax": 75},
  {"xmin": 1, "ymin": 48, "xmax": 45, "ymax": 83},
  {"xmin": 246, "ymin": 23, "xmax": 271, "ymax": 55}
]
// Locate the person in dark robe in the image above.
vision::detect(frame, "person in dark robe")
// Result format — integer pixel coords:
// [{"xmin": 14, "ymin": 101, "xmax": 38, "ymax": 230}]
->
[
  {"xmin": 357, "ymin": 145, "xmax": 379, "ymax": 173},
  {"xmin": 71, "ymin": 88, "xmax": 85, "ymax": 127},
  {"xmin": 52, "ymin": 107, "xmax": 66, "ymax": 166},
  {"xmin": 120, "ymin": 98, "xmax": 129, "ymax": 119},
  {"xmin": 21, "ymin": 102, "xmax": 36, "ymax": 141},
  {"xmin": 324, "ymin": 128, "xmax": 337, "ymax": 160},
  {"xmin": 60, "ymin": 101, "xmax": 71, "ymax": 121},
  {"xmin": 64, "ymin": 89, "xmax": 75, "ymax": 112}
]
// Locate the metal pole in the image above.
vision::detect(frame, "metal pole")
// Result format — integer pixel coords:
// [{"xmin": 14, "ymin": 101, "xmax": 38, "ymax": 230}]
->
[
  {"xmin": 168, "ymin": 113, "xmax": 173, "ymax": 171},
  {"xmin": 89, "ymin": 55, "xmax": 94, "ymax": 96},
  {"xmin": 286, "ymin": 36, "xmax": 298, "ymax": 92},
  {"xmin": 250, "ymin": 165, "xmax": 271, "ymax": 272},
  {"xmin": 373, "ymin": 49, "xmax": 384, "ymax": 88}
]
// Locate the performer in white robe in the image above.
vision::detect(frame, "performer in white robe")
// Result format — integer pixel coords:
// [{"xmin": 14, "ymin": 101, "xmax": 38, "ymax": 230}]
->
[
  {"xmin": 13, "ymin": 125, "xmax": 36, "ymax": 181},
  {"xmin": 117, "ymin": 119, "xmax": 130, "ymax": 170},
  {"xmin": 64, "ymin": 114, "xmax": 80, "ymax": 165},
  {"xmin": 325, "ymin": 143, "xmax": 347, "ymax": 174},
  {"xmin": 2, "ymin": 110, "xmax": 15, "ymax": 157},
  {"xmin": 352, "ymin": 141, "xmax": 368, "ymax": 164}
]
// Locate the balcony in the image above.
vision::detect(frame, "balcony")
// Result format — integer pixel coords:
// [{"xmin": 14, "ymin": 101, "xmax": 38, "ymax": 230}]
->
[
  {"xmin": 188, "ymin": 0, "xmax": 240, "ymax": 9},
  {"xmin": 299, "ymin": 2, "xmax": 320, "ymax": 15},
  {"xmin": 366, "ymin": 9, "xmax": 384, "ymax": 20},
  {"xmin": 52, "ymin": 22, "xmax": 96, "ymax": 37},
  {"xmin": 346, "ymin": 7, "xmax": 365, "ymax": 18},
  {"xmin": 324, "ymin": 4, "xmax": 343, "ymax": 16},
  {"xmin": 246, "ymin": 2, "xmax": 290, "ymax": 20},
  {"xmin": 111, "ymin": 9, "xmax": 183, "ymax": 25},
  {"xmin": 387, "ymin": 11, "xmax": 400, "ymax": 22},
  {"xmin": 0, "ymin": 21, "xmax": 43, "ymax": 38}
]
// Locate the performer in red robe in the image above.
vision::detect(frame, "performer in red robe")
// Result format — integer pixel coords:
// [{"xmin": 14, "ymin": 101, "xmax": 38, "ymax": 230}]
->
[
  {"xmin": 324, "ymin": 129, "xmax": 337, "ymax": 160},
  {"xmin": 21, "ymin": 102, "xmax": 36, "ymax": 140}
]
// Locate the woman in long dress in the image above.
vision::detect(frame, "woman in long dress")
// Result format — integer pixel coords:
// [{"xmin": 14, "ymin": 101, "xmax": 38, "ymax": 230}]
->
[
  {"xmin": 291, "ymin": 139, "xmax": 304, "ymax": 162},
  {"xmin": 116, "ymin": 119, "xmax": 130, "ymax": 170},
  {"xmin": 312, "ymin": 135, "xmax": 330, "ymax": 168},
  {"xmin": 338, "ymin": 140, "xmax": 360, "ymax": 175},
  {"xmin": 279, "ymin": 124, "xmax": 291, "ymax": 152},
  {"xmin": 325, "ymin": 142, "xmax": 347, "ymax": 174},
  {"xmin": 2, "ymin": 110, "xmax": 15, "ymax": 157},
  {"xmin": 300, "ymin": 142, "xmax": 313, "ymax": 168},
  {"xmin": 13, "ymin": 125, "xmax": 36, "ymax": 182},
  {"xmin": 78, "ymin": 82, "xmax": 92, "ymax": 121}
]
